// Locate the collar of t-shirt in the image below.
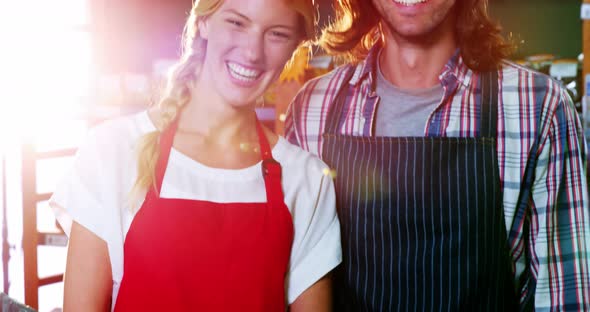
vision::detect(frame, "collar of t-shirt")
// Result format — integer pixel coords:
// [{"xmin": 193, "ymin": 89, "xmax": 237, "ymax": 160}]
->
[{"xmin": 374, "ymin": 57, "xmax": 444, "ymax": 137}]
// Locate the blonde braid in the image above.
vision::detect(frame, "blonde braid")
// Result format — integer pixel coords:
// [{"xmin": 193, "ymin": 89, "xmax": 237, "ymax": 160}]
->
[{"xmin": 128, "ymin": 40, "xmax": 206, "ymax": 209}]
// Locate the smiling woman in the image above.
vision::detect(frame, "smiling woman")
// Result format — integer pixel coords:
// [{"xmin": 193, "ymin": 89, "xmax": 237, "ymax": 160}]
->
[
  {"xmin": 49, "ymin": 0, "xmax": 342, "ymax": 311},
  {"xmin": 194, "ymin": 0, "xmax": 303, "ymax": 111}
]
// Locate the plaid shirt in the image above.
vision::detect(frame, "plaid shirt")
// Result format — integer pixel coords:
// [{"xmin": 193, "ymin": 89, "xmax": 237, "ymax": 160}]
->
[{"xmin": 285, "ymin": 45, "xmax": 590, "ymax": 311}]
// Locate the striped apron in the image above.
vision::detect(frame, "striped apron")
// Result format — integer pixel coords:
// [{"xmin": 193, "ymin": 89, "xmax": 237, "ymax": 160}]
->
[{"xmin": 323, "ymin": 70, "xmax": 518, "ymax": 311}]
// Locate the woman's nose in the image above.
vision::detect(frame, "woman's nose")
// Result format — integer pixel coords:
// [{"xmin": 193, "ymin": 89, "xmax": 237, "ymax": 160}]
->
[{"xmin": 242, "ymin": 34, "xmax": 264, "ymax": 64}]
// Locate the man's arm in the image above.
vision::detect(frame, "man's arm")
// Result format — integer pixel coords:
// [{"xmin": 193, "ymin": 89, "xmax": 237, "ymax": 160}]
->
[
  {"xmin": 284, "ymin": 87, "xmax": 304, "ymax": 147},
  {"xmin": 529, "ymin": 89, "xmax": 590, "ymax": 311},
  {"xmin": 283, "ymin": 66, "xmax": 352, "ymax": 157}
]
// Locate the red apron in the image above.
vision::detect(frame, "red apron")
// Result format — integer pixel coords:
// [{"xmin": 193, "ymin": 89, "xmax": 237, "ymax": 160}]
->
[{"xmin": 113, "ymin": 117, "xmax": 294, "ymax": 311}]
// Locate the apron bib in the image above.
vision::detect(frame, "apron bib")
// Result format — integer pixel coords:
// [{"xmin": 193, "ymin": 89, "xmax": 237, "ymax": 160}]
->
[
  {"xmin": 114, "ymin": 117, "xmax": 293, "ymax": 311},
  {"xmin": 323, "ymin": 70, "xmax": 518, "ymax": 311}
]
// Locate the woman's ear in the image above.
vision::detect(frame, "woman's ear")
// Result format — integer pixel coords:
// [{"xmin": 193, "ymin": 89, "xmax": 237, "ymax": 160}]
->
[{"xmin": 197, "ymin": 17, "xmax": 209, "ymax": 40}]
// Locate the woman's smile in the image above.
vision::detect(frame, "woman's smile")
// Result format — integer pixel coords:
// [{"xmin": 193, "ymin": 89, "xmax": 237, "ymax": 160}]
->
[{"xmin": 226, "ymin": 61, "xmax": 263, "ymax": 85}]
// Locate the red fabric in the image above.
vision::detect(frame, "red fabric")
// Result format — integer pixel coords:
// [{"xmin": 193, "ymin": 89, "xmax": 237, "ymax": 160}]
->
[{"xmin": 114, "ymin": 118, "xmax": 293, "ymax": 311}]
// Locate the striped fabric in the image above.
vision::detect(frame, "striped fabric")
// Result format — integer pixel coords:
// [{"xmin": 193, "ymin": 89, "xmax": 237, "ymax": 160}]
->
[
  {"xmin": 324, "ymin": 70, "xmax": 518, "ymax": 311},
  {"xmin": 285, "ymin": 45, "xmax": 590, "ymax": 311},
  {"xmin": 326, "ymin": 137, "xmax": 517, "ymax": 311}
]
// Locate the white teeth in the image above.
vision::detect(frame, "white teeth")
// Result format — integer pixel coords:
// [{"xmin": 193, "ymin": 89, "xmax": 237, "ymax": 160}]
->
[
  {"xmin": 394, "ymin": 0, "xmax": 426, "ymax": 5},
  {"xmin": 227, "ymin": 62, "xmax": 260, "ymax": 81}
]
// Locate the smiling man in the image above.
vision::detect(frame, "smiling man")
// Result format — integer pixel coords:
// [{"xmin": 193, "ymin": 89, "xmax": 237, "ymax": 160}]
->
[{"xmin": 285, "ymin": 0, "xmax": 590, "ymax": 311}]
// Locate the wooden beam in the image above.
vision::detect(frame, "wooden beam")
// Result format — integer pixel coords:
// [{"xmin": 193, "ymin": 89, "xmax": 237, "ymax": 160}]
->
[
  {"xmin": 34, "ymin": 148, "xmax": 76, "ymax": 160},
  {"xmin": 21, "ymin": 143, "xmax": 38, "ymax": 309},
  {"xmin": 38, "ymin": 274, "xmax": 64, "ymax": 287}
]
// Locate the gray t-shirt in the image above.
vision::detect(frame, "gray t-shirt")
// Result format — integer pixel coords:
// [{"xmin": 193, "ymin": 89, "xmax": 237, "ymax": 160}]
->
[{"xmin": 375, "ymin": 63, "xmax": 444, "ymax": 137}]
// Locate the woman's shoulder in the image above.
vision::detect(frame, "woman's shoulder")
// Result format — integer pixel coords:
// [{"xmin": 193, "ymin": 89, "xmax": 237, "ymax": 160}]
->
[
  {"xmin": 83, "ymin": 110, "xmax": 154, "ymax": 151},
  {"xmin": 274, "ymin": 137, "xmax": 331, "ymax": 178},
  {"xmin": 70, "ymin": 110, "xmax": 156, "ymax": 173}
]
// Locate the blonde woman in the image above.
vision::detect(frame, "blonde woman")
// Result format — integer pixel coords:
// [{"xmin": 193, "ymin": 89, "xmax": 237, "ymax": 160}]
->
[{"xmin": 50, "ymin": 0, "xmax": 341, "ymax": 311}]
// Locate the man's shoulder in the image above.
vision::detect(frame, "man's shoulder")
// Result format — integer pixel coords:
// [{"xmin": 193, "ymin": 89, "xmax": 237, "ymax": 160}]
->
[
  {"xmin": 496, "ymin": 61, "xmax": 572, "ymax": 129},
  {"xmin": 499, "ymin": 60, "xmax": 564, "ymax": 93},
  {"xmin": 295, "ymin": 62, "xmax": 360, "ymax": 105}
]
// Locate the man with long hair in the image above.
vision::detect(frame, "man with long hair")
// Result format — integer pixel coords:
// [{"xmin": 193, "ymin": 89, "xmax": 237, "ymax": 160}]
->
[{"xmin": 286, "ymin": 0, "xmax": 589, "ymax": 310}]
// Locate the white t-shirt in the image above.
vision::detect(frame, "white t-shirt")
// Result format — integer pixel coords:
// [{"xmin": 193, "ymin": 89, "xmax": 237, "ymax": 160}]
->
[{"xmin": 50, "ymin": 111, "xmax": 341, "ymax": 308}]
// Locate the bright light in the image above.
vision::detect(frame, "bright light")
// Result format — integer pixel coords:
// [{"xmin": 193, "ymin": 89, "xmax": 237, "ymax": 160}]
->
[
  {"xmin": 0, "ymin": 0, "xmax": 93, "ymax": 150},
  {"xmin": 0, "ymin": 1, "xmax": 92, "ymax": 309}
]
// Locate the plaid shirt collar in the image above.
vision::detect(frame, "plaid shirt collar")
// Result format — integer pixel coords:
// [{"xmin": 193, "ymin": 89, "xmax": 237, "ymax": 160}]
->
[{"xmin": 349, "ymin": 41, "xmax": 474, "ymax": 90}]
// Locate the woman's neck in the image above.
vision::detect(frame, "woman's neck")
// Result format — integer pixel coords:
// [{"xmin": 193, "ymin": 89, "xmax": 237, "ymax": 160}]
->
[
  {"xmin": 177, "ymin": 98, "xmax": 258, "ymax": 148},
  {"xmin": 175, "ymin": 72, "xmax": 261, "ymax": 146}
]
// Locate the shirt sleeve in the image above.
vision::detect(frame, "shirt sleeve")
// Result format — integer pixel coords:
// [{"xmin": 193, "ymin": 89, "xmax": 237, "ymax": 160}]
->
[
  {"xmin": 284, "ymin": 66, "xmax": 356, "ymax": 158},
  {"xmin": 49, "ymin": 121, "xmax": 129, "ymax": 279},
  {"xmin": 285, "ymin": 157, "xmax": 341, "ymax": 304},
  {"xmin": 529, "ymin": 89, "xmax": 590, "ymax": 311},
  {"xmin": 284, "ymin": 81, "xmax": 307, "ymax": 148}
]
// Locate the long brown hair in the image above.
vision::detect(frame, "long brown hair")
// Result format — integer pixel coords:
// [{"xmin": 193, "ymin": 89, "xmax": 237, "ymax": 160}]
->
[{"xmin": 320, "ymin": 0, "xmax": 513, "ymax": 71}]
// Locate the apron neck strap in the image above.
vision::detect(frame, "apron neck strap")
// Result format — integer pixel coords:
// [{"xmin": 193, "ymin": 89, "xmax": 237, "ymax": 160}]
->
[
  {"xmin": 479, "ymin": 70, "xmax": 499, "ymax": 138},
  {"xmin": 154, "ymin": 117, "xmax": 179, "ymax": 195},
  {"xmin": 255, "ymin": 118, "xmax": 285, "ymax": 206},
  {"xmin": 153, "ymin": 115, "xmax": 284, "ymax": 205},
  {"xmin": 255, "ymin": 117, "xmax": 272, "ymax": 160}
]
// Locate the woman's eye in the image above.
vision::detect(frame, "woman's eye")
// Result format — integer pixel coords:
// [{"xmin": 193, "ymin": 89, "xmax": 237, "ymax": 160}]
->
[
  {"xmin": 226, "ymin": 19, "xmax": 243, "ymax": 27},
  {"xmin": 271, "ymin": 31, "xmax": 291, "ymax": 40}
]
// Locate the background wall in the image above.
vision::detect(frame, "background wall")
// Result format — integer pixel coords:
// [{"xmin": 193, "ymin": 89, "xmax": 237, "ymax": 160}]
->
[
  {"xmin": 90, "ymin": 0, "xmax": 584, "ymax": 73},
  {"xmin": 489, "ymin": 0, "xmax": 582, "ymax": 59},
  {"xmin": 90, "ymin": 0, "xmax": 192, "ymax": 73}
]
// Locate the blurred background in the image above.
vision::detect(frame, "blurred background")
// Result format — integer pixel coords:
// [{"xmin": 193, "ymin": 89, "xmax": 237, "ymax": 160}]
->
[{"xmin": 0, "ymin": 0, "xmax": 585, "ymax": 311}]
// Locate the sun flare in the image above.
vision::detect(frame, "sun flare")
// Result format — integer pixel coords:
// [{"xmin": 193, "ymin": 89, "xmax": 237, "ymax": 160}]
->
[{"xmin": 0, "ymin": 0, "xmax": 92, "ymax": 150}]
